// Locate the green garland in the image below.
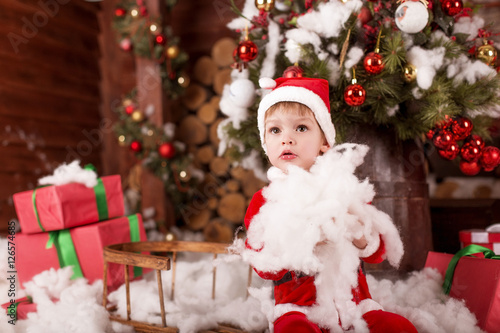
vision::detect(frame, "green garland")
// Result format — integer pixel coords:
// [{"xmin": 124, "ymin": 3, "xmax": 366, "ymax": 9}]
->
[
  {"xmin": 112, "ymin": 0, "xmax": 189, "ymax": 99},
  {"xmin": 113, "ymin": 89, "xmax": 198, "ymax": 215}
]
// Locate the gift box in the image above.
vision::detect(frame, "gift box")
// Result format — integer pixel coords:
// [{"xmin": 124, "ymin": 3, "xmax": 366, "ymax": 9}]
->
[
  {"xmin": 1, "ymin": 296, "xmax": 37, "ymax": 321},
  {"xmin": 13, "ymin": 175, "xmax": 124, "ymax": 234},
  {"xmin": 459, "ymin": 224, "xmax": 500, "ymax": 254},
  {"xmin": 425, "ymin": 247, "xmax": 500, "ymax": 333},
  {"xmin": 15, "ymin": 214, "xmax": 147, "ymax": 291}
]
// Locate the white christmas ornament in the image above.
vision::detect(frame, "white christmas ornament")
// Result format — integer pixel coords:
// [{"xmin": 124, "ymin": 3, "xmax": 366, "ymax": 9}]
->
[{"xmin": 395, "ymin": 0, "xmax": 429, "ymax": 34}]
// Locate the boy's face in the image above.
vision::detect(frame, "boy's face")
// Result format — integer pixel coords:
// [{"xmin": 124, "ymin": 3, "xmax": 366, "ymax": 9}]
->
[{"xmin": 264, "ymin": 106, "xmax": 330, "ymax": 172}]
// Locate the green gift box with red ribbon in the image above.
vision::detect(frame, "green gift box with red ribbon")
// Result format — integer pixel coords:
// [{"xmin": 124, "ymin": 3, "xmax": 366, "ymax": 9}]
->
[
  {"xmin": 425, "ymin": 245, "xmax": 500, "ymax": 333},
  {"xmin": 13, "ymin": 175, "xmax": 124, "ymax": 234},
  {"xmin": 15, "ymin": 214, "xmax": 147, "ymax": 291}
]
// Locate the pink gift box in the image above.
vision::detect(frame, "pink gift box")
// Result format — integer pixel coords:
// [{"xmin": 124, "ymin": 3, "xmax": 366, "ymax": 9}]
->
[
  {"xmin": 13, "ymin": 175, "xmax": 124, "ymax": 234},
  {"xmin": 425, "ymin": 251, "xmax": 500, "ymax": 333},
  {"xmin": 1, "ymin": 297, "xmax": 37, "ymax": 321},
  {"xmin": 15, "ymin": 214, "xmax": 147, "ymax": 291},
  {"xmin": 460, "ymin": 228, "xmax": 500, "ymax": 254}
]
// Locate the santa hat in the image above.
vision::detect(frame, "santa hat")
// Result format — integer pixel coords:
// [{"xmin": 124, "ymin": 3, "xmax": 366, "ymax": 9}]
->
[{"xmin": 257, "ymin": 77, "xmax": 336, "ymax": 153}]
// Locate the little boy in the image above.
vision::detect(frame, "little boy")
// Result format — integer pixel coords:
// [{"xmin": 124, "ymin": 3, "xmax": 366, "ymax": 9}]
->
[{"xmin": 242, "ymin": 77, "xmax": 417, "ymax": 333}]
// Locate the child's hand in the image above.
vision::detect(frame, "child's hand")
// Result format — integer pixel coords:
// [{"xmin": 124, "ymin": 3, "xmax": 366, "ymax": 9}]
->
[{"xmin": 352, "ymin": 236, "xmax": 367, "ymax": 249}]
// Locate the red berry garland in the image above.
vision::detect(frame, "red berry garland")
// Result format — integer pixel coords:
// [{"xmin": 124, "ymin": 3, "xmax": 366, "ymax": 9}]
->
[{"xmin": 430, "ymin": 116, "xmax": 499, "ymax": 175}]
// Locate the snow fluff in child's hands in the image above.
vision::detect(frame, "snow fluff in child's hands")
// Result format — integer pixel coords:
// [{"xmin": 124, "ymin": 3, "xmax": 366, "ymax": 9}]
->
[
  {"xmin": 230, "ymin": 143, "xmax": 404, "ymax": 332},
  {"xmin": 38, "ymin": 160, "xmax": 98, "ymax": 188}
]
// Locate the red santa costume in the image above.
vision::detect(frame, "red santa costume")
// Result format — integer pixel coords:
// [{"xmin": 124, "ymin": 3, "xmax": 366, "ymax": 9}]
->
[{"xmin": 233, "ymin": 77, "xmax": 417, "ymax": 333}]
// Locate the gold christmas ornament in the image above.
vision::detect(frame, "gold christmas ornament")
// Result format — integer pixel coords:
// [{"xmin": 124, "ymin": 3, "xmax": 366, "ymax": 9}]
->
[
  {"xmin": 122, "ymin": 98, "xmax": 133, "ymax": 107},
  {"xmin": 403, "ymin": 63, "xmax": 417, "ymax": 82},
  {"xmin": 255, "ymin": 0, "xmax": 275, "ymax": 11},
  {"xmin": 476, "ymin": 40, "xmax": 497, "ymax": 67},
  {"xmin": 166, "ymin": 45, "xmax": 180, "ymax": 59},
  {"xmin": 131, "ymin": 110, "xmax": 144, "ymax": 122}
]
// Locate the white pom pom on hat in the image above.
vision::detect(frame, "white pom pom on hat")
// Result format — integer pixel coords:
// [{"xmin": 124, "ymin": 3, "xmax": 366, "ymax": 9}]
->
[{"xmin": 257, "ymin": 77, "xmax": 336, "ymax": 153}]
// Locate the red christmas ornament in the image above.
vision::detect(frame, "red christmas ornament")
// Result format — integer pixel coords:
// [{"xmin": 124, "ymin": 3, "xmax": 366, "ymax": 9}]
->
[
  {"xmin": 130, "ymin": 140, "xmax": 142, "ymax": 153},
  {"xmin": 139, "ymin": 6, "xmax": 148, "ymax": 16},
  {"xmin": 363, "ymin": 52, "xmax": 384, "ymax": 75},
  {"xmin": 236, "ymin": 40, "xmax": 258, "ymax": 62},
  {"xmin": 283, "ymin": 65, "xmax": 304, "ymax": 78},
  {"xmin": 158, "ymin": 142, "xmax": 176, "ymax": 159},
  {"xmin": 479, "ymin": 146, "xmax": 500, "ymax": 171},
  {"xmin": 459, "ymin": 160, "xmax": 481, "ymax": 176},
  {"xmin": 358, "ymin": 6, "xmax": 373, "ymax": 25},
  {"xmin": 450, "ymin": 117, "xmax": 473, "ymax": 141},
  {"xmin": 438, "ymin": 142, "xmax": 460, "ymax": 160},
  {"xmin": 344, "ymin": 83, "xmax": 366, "ymax": 106},
  {"xmin": 441, "ymin": 0, "xmax": 463, "ymax": 16},
  {"xmin": 120, "ymin": 38, "xmax": 132, "ymax": 52},
  {"xmin": 125, "ymin": 104, "xmax": 135, "ymax": 115},
  {"xmin": 115, "ymin": 7, "xmax": 127, "ymax": 17},
  {"xmin": 426, "ymin": 128, "xmax": 435, "ymax": 140},
  {"xmin": 155, "ymin": 34, "xmax": 166, "ymax": 45},
  {"xmin": 432, "ymin": 130, "xmax": 454, "ymax": 149},
  {"xmin": 460, "ymin": 142, "xmax": 482, "ymax": 162},
  {"xmin": 464, "ymin": 134, "xmax": 485, "ymax": 149}
]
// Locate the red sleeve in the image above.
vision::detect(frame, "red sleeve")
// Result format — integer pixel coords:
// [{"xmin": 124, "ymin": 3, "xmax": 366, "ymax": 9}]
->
[
  {"xmin": 244, "ymin": 188, "xmax": 266, "ymax": 229},
  {"xmin": 361, "ymin": 236, "xmax": 386, "ymax": 264},
  {"xmin": 244, "ymin": 189, "xmax": 287, "ymax": 280}
]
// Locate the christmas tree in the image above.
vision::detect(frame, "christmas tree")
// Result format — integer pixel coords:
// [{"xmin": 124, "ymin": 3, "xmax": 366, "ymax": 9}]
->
[{"xmin": 218, "ymin": 0, "xmax": 500, "ymax": 177}]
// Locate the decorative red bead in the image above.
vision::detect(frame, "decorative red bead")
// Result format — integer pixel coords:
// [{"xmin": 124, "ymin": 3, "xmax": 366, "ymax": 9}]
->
[
  {"xmin": 158, "ymin": 142, "xmax": 176, "ymax": 159},
  {"xmin": 460, "ymin": 142, "xmax": 482, "ymax": 162},
  {"xmin": 155, "ymin": 34, "xmax": 166, "ymax": 45},
  {"xmin": 130, "ymin": 140, "xmax": 142, "ymax": 153},
  {"xmin": 459, "ymin": 159, "xmax": 481, "ymax": 176},
  {"xmin": 432, "ymin": 130, "xmax": 454, "ymax": 149},
  {"xmin": 450, "ymin": 117, "xmax": 473, "ymax": 141},
  {"xmin": 115, "ymin": 7, "xmax": 127, "ymax": 17},
  {"xmin": 441, "ymin": 0, "xmax": 463, "ymax": 16},
  {"xmin": 479, "ymin": 146, "xmax": 500, "ymax": 171},
  {"xmin": 236, "ymin": 40, "xmax": 258, "ymax": 62},
  {"xmin": 363, "ymin": 52, "xmax": 384, "ymax": 75},
  {"xmin": 438, "ymin": 142, "xmax": 460, "ymax": 160},
  {"xmin": 283, "ymin": 65, "xmax": 304, "ymax": 78},
  {"xmin": 344, "ymin": 84, "xmax": 366, "ymax": 106}
]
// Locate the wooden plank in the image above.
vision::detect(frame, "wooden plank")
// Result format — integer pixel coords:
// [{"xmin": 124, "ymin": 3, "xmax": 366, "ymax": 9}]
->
[
  {"xmin": 0, "ymin": 115, "xmax": 104, "ymax": 149},
  {"xmin": 0, "ymin": 5, "xmax": 100, "ymax": 58},
  {"xmin": 0, "ymin": 58, "xmax": 100, "ymax": 103},
  {"xmin": 0, "ymin": 144, "xmax": 101, "ymax": 174},
  {"xmin": 0, "ymin": 32, "xmax": 100, "ymax": 81},
  {"xmin": 0, "ymin": 86, "xmax": 101, "ymax": 126}
]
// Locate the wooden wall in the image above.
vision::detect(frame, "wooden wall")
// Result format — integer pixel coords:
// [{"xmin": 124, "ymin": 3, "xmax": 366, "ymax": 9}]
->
[{"xmin": 0, "ymin": 1, "xmax": 102, "ymax": 233}]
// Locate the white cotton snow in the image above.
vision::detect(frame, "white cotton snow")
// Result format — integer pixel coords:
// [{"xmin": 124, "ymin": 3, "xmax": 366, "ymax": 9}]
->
[
  {"xmin": 343, "ymin": 46, "xmax": 365, "ymax": 72},
  {"xmin": 38, "ymin": 160, "xmax": 98, "ymax": 188},
  {"xmin": 407, "ymin": 46, "xmax": 446, "ymax": 89},
  {"xmin": 0, "ymin": 235, "xmax": 487, "ymax": 333},
  {"xmin": 231, "ymin": 144, "xmax": 404, "ymax": 332},
  {"xmin": 260, "ymin": 20, "xmax": 281, "ymax": 79},
  {"xmin": 446, "ymin": 54, "xmax": 497, "ymax": 85},
  {"xmin": 285, "ymin": 28, "xmax": 326, "ymax": 63},
  {"xmin": 368, "ymin": 268, "xmax": 485, "ymax": 333},
  {"xmin": 453, "ymin": 16, "xmax": 485, "ymax": 41},
  {"xmin": 296, "ymin": 0, "xmax": 363, "ymax": 38},
  {"xmin": 226, "ymin": 0, "xmax": 260, "ymax": 31}
]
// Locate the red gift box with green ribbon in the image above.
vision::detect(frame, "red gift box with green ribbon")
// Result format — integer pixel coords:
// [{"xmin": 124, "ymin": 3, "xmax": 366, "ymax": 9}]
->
[
  {"xmin": 15, "ymin": 214, "xmax": 147, "ymax": 291},
  {"xmin": 1, "ymin": 296, "xmax": 37, "ymax": 322},
  {"xmin": 13, "ymin": 175, "xmax": 124, "ymax": 234},
  {"xmin": 425, "ymin": 245, "xmax": 500, "ymax": 333}
]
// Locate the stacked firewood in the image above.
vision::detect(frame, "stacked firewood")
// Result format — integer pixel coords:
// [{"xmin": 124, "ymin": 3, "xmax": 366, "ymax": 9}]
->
[{"xmin": 177, "ymin": 37, "xmax": 266, "ymax": 242}]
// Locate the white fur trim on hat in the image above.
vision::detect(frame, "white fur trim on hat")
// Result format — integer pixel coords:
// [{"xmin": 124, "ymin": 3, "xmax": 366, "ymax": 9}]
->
[{"xmin": 257, "ymin": 79, "xmax": 336, "ymax": 154}]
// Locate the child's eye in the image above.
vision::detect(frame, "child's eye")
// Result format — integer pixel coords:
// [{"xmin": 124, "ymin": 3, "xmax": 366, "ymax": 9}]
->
[
  {"xmin": 269, "ymin": 127, "xmax": 280, "ymax": 134},
  {"xmin": 297, "ymin": 125, "xmax": 308, "ymax": 132}
]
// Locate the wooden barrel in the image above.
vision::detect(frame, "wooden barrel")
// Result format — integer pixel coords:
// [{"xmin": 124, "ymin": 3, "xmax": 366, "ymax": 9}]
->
[{"xmin": 346, "ymin": 125, "xmax": 433, "ymax": 273}]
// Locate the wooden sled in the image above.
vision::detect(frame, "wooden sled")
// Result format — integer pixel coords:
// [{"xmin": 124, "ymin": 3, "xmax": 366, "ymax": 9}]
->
[{"xmin": 102, "ymin": 241, "xmax": 252, "ymax": 333}]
